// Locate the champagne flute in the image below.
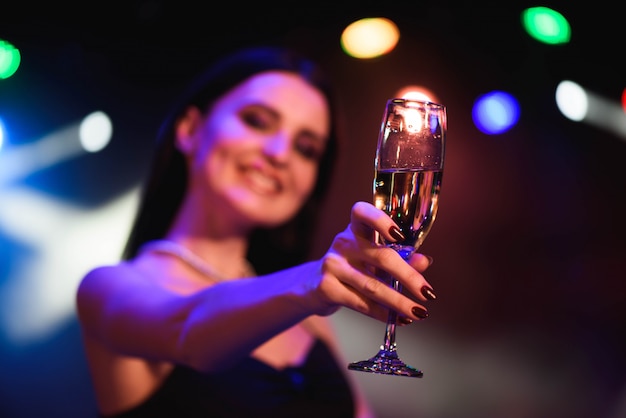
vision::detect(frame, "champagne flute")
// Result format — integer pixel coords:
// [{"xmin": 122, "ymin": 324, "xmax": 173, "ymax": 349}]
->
[{"xmin": 348, "ymin": 98, "xmax": 446, "ymax": 377}]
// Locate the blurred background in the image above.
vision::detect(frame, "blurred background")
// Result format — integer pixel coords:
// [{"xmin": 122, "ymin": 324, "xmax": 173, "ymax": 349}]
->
[{"xmin": 1, "ymin": 1, "xmax": 625, "ymax": 417}]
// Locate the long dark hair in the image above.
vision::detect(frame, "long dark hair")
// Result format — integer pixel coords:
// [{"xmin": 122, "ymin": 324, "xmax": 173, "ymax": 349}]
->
[{"xmin": 122, "ymin": 46, "xmax": 339, "ymax": 275}]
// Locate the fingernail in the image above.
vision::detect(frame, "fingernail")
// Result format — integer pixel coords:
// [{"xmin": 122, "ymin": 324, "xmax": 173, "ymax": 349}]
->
[
  {"xmin": 398, "ymin": 316, "xmax": 413, "ymax": 325},
  {"xmin": 389, "ymin": 226, "xmax": 405, "ymax": 242},
  {"xmin": 426, "ymin": 255, "xmax": 434, "ymax": 266},
  {"xmin": 412, "ymin": 306, "xmax": 429, "ymax": 319},
  {"xmin": 421, "ymin": 286, "xmax": 437, "ymax": 300}
]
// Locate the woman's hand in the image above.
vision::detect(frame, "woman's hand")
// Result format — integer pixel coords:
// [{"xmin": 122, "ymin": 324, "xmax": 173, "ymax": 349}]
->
[{"xmin": 317, "ymin": 201, "xmax": 435, "ymax": 323}]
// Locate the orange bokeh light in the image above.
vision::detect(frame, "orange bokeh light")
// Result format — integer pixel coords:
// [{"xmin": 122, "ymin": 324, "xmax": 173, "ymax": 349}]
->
[
  {"xmin": 394, "ymin": 85, "xmax": 439, "ymax": 104},
  {"xmin": 340, "ymin": 18, "xmax": 400, "ymax": 59}
]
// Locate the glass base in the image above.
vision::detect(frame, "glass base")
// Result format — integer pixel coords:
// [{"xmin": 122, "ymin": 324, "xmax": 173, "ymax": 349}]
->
[{"xmin": 348, "ymin": 348, "xmax": 423, "ymax": 378}]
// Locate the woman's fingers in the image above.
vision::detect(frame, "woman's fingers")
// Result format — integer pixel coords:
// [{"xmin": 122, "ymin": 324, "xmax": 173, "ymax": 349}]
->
[
  {"xmin": 350, "ymin": 201, "xmax": 431, "ymax": 248},
  {"xmin": 325, "ymin": 201, "xmax": 437, "ymax": 319},
  {"xmin": 349, "ymin": 201, "xmax": 399, "ymax": 242},
  {"xmin": 364, "ymin": 246, "xmax": 436, "ymax": 302},
  {"xmin": 321, "ymin": 253, "xmax": 430, "ymax": 323},
  {"xmin": 408, "ymin": 252, "xmax": 433, "ymax": 273}
]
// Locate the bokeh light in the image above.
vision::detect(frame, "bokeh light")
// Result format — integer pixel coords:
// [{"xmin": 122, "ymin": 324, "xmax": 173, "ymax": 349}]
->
[
  {"xmin": 340, "ymin": 17, "xmax": 400, "ymax": 59},
  {"xmin": 0, "ymin": 113, "xmax": 112, "ymax": 186},
  {"xmin": 0, "ymin": 39, "xmax": 21, "ymax": 79},
  {"xmin": 0, "ymin": 117, "xmax": 5, "ymax": 151},
  {"xmin": 395, "ymin": 85, "xmax": 439, "ymax": 104},
  {"xmin": 79, "ymin": 111, "xmax": 113, "ymax": 153},
  {"xmin": 522, "ymin": 6, "xmax": 571, "ymax": 45},
  {"xmin": 556, "ymin": 81, "xmax": 626, "ymax": 140},
  {"xmin": 556, "ymin": 80, "xmax": 587, "ymax": 121},
  {"xmin": 472, "ymin": 91, "xmax": 520, "ymax": 134}
]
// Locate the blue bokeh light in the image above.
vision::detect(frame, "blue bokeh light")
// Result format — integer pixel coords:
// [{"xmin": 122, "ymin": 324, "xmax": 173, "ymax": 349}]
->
[
  {"xmin": 0, "ymin": 117, "xmax": 6, "ymax": 151},
  {"xmin": 472, "ymin": 91, "xmax": 520, "ymax": 134}
]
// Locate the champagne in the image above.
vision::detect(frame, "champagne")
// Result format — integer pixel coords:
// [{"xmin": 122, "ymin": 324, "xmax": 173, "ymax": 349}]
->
[
  {"xmin": 349, "ymin": 99, "xmax": 446, "ymax": 377},
  {"xmin": 374, "ymin": 169, "xmax": 443, "ymax": 252}
]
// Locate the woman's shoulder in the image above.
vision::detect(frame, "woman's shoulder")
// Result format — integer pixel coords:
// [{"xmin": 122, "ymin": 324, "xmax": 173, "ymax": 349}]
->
[
  {"xmin": 83, "ymin": 261, "xmax": 132, "ymax": 277},
  {"xmin": 76, "ymin": 261, "xmax": 156, "ymax": 312},
  {"xmin": 79, "ymin": 261, "xmax": 144, "ymax": 291}
]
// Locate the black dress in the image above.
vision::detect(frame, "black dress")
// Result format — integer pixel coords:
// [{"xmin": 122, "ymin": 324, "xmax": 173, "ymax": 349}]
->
[{"xmin": 103, "ymin": 339, "xmax": 355, "ymax": 418}]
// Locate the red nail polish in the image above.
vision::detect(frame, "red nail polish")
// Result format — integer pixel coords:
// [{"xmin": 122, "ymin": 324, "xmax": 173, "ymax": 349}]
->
[
  {"xmin": 412, "ymin": 306, "xmax": 429, "ymax": 319},
  {"xmin": 389, "ymin": 226, "xmax": 405, "ymax": 242},
  {"xmin": 421, "ymin": 286, "xmax": 437, "ymax": 300},
  {"xmin": 398, "ymin": 316, "xmax": 413, "ymax": 325}
]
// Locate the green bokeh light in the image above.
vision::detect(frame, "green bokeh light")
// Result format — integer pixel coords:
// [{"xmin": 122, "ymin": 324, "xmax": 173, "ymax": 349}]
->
[
  {"xmin": 522, "ymin": 7, "xmax": 571, "ymax": 45},
  {"xmin": 0, "ymin": 40, "xmax": 21, "ymax": 79}
]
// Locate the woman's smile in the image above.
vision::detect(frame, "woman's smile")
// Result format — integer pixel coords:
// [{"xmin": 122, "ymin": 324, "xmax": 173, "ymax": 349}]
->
[{"xmin": 241, "ymin": 163, "xmax": 282, "ymax": 195}]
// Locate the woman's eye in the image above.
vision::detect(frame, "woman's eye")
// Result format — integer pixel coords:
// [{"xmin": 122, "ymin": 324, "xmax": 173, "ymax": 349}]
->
[
  {"xmin": 241, "ymin": 110, "xmax": 272, "ymax": 130},
  {"xmin": 295, "ymin": 140, "xmax": 324, "ymax": 161}
]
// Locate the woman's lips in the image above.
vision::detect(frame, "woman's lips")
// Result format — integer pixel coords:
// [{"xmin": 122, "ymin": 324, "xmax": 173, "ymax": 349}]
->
[{"xmin": 243, "ymin": 166, "xmax": 281, "ymax": 195}]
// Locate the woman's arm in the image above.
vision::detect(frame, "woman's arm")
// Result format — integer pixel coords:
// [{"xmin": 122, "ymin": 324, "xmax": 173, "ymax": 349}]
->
[
  {"xmin": 76, "ymin": 201, "xmax": 435, "ymax": 373},
  {"xmin": 76, "ymin": 260, "xmax": 324, "ymax": 372}
]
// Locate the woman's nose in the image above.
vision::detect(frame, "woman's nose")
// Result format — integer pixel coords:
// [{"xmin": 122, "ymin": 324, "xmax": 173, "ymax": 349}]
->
[{"xmin": 263, "ymin": 132, "xmax": 290, "ymax": 163}]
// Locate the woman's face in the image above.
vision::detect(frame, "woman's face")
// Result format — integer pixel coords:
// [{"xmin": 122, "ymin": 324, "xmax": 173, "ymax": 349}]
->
[{"xmin": 177, "ymin": 70, "xmax": 330, "ymax": 230}]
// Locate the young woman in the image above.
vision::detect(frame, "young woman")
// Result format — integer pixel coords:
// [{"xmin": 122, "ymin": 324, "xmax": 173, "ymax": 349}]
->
[{"xmin": 76, "ymin": 46, "xmax": 436, "ymax": 418}]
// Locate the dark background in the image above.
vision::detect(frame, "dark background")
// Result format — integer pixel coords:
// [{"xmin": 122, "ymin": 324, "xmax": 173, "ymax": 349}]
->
[{"xmin": 1, "ymin": 1, "xmax": 625, "ymax": 417}]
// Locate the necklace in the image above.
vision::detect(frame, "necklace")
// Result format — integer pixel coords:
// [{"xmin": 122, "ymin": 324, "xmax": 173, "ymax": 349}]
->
[{"xmin": 139, "ymin": 239, "xmax": 255, "ymax": 282}]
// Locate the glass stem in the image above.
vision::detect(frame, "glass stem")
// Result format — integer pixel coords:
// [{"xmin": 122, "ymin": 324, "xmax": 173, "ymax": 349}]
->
[
  {"xmin": 381, "ymin": 247, "xmax": 414, "ymax": 353},
  {"xmin": 382, "ymin": 278, "xmax": 401, "ymax": 352}
]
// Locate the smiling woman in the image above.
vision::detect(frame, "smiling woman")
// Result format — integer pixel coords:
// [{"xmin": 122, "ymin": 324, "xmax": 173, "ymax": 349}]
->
[
  {"xmin": 75, "ymin": 45, "xmax": 438, "ymax": 418},
  {"xmin": 176, "ymin": 71, "xmax": 330, "ymax": 228}
]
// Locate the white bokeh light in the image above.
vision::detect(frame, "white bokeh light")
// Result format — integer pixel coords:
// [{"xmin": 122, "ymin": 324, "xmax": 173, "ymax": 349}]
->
[
  {"xmin": 556, "ymin": 80, "xmax": 588, "ymax": 121},
  {"xmin": 0, "ymin": 185, "xmax": 139, "ymax": 343},
  {"xmin": 79, "ymin": 111, "xmax": 113, "ymax": 153}
]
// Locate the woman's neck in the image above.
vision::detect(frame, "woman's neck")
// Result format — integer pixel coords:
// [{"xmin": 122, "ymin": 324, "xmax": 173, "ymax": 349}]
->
[{"xmin": 165, "ymin": 194, "xmax": 252, "ymax": 277}]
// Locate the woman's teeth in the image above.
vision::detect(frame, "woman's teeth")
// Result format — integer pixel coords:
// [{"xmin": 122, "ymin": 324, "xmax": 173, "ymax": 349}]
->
[{"xmin": 247, "ymin": 169, "xmax": 279, "ymax": 193}]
